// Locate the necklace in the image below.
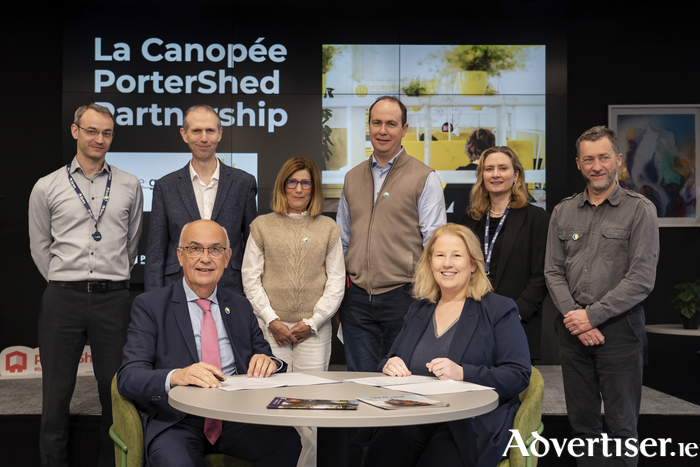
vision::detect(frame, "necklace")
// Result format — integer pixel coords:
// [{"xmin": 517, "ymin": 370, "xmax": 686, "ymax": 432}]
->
[{"xmin": 489, "ymin": 209, "xmax": 505, "ymax": 216}]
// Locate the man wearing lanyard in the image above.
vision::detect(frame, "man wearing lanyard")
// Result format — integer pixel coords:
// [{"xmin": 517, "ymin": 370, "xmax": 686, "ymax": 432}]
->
[
  {"xmin": 336, "ymin": 96, "xmax": 446, "ymax": 372},
  {"xmin": 29, "ymin": 103, "xmax": 143, "ymax": 467}
]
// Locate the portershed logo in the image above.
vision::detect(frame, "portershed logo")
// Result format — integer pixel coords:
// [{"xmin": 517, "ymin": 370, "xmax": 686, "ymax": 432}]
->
[{"xmin": 0, "ymin": 346, "xmax": 95, "ymax": 378}]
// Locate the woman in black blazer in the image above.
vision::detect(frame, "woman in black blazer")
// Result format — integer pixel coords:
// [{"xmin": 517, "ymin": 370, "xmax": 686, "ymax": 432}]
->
[{"xmin": 461, "ymin": 146, "xmax": 548, "ymax": 361}]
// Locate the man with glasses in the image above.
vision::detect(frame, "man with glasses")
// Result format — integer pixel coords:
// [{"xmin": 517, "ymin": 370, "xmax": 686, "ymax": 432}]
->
[
  {"xmin": 145, "ymin": 104, "xmax": 257, "ymax": 295},
  {"xmin": 119, "ymin": 220, "xmax": 301, "ymax": 466},
  {"xmin": 29, "ymin": 103, "xmax": 143, "ymax": 467}
]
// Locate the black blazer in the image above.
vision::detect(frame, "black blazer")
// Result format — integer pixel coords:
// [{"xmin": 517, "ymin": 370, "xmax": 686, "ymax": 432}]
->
[
  {"xmin": 118, "ymin": 281, "xmax": 284, "ymax": 463},
  {"xmin": 462, "ymin": 203, "xmax": 549, "ymax": 359},
  {"xmin": 378, "ymin": 295, "xmax": 531, "ymax": 467}
]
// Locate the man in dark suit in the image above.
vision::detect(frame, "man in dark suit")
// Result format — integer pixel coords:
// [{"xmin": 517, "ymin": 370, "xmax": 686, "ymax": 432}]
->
[
  {"xmin": 145, "ymin": 104, "xmax": 257, "ymax": 294},
  {"xmin": 119, "ymin": 219, "xmax": 301, "ymax": 466}
]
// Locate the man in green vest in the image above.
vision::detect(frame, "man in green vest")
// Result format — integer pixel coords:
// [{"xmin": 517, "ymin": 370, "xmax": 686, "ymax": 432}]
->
[{"xmin": 336, "ymin": 96, "xmax": 446, "ymax": 372}]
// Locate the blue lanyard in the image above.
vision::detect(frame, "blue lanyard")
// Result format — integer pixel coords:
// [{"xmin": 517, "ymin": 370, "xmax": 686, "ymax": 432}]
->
[
  {"xmin": 66, "ymin": 162, "xmax": 112, "ymax": 241},
  {"xmin": 484, "ymin": 206, "xmax": 509, "ymax": 275}
]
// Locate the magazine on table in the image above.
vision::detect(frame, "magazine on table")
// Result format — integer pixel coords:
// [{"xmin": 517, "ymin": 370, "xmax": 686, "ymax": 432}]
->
[
  {"xmin": 267, "ymin": 397, "xmax": 359, "ymax": 410},
  {"xmin": 357, "ymin": 395, "xmax": 449, "ymax": 410}
]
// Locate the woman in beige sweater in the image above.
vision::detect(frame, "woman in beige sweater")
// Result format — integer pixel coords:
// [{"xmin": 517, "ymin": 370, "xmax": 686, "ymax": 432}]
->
[{"xmin": 242, "ymin": 157, "xmax": 345, "ymax": 467}]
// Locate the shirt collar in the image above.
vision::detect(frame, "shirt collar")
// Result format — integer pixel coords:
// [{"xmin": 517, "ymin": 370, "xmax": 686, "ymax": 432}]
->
[
  {"xmin": 371, "ymin": 147, "xmax": 404, "ymax": 169},
  {"xmin": 286, "ymin": 211, "xmax": 309, "ymax": 218},
  {"xmin": 70, "ymin": 155, "xmax": 110, "ymax": 175},
  {"xmin": 579, "ymin": 181, "xmax": 622, "ymax": 207},
  {"xmin": 189, "ymin": 158, "xmax": 220, "ymax": 183},
  {"xmin": 182, "ymin": 277, "xmax": 218, "ymax": 305}
]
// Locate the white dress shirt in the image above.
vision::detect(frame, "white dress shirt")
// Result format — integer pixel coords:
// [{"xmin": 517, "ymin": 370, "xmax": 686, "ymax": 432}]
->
[{"xmin": 189, "ymin": 159, "xmax": 220, "ymax": 220}]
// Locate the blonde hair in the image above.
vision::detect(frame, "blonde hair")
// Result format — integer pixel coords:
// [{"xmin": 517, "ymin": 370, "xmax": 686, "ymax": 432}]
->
[
  {"xmin": 413, "ymin": 223, "xmax": 492, "ymax": 303},
  {"xmin": 468, "ymin": 146, "xmax": 529, "ymax": 220},
  {"xmin": 271, "ymin": 157, "xmax": 324, "ymax": 217}
]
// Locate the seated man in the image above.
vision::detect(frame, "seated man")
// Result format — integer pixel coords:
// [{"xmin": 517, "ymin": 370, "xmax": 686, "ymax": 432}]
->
[{"xmin": 118, "ymin": 219, "xmax": 301, "ymax": 467}]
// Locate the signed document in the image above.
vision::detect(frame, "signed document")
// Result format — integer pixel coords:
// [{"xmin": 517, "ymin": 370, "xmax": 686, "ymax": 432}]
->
[
  {"xmin": 218, "ymin": 372, "xmax": 341, "ymax": 392},
  {"xmin": 346, "ymin": 375, "xmax": 493, "ymax": 396}
]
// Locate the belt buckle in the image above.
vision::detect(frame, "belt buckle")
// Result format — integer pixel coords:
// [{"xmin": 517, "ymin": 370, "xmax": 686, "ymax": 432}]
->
[{"xmin": 87, "ymin": 281, "xmax": 107, "ymax": 293}]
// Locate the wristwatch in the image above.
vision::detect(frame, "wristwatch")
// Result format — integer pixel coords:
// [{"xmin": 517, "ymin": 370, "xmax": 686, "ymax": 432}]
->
[{"xmin": 302, "ymin": 319, "xmax": 316, "ymax": 335}]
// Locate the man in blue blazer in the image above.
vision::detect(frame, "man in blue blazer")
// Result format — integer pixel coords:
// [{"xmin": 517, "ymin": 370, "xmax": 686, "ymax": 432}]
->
[
  {"xmin": 119, "ymin": 220, "xmax": 301, "ymax": 466},
  {"xmin": 145, "ymin": 104, "xmax": 257, "ymax": 294}
]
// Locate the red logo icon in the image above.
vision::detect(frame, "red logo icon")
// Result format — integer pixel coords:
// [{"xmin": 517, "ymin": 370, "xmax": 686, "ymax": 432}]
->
[{"xmin": 6, "ymin": 351, "xmax": 27, "ymax": 373}]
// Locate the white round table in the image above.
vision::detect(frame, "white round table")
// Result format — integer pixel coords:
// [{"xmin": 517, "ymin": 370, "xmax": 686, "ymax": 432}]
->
[{"xmin": 168, "ymin": 371, "xmax": 499, "ymax": 427}]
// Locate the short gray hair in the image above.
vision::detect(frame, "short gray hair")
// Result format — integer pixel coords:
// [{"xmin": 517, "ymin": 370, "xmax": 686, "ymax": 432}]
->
[
  {"xmin": 178, "ymin": 221, "xmax": 230, "ymax": 249},
  {"xmin": 576, "ymin": 126, "xmax": 620, "ymax": 158},
  {"xmin": 74, "ymin": 103, "xmax": 114, "ymax": 126}
]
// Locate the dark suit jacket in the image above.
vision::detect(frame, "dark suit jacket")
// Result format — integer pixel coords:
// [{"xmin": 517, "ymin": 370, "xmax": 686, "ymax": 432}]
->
[
  {"xmin": 378, "ymin": 294, "xmax": 531, "ymax": 467},
  {"xmin": 145, "ymin": 163, "xmax": 257, "ymax": 294},
  {"xmin": 117, "ymin": 281, "xmax": 284, "ymax": 457},
  {"xmin": 462, "ymin": 203, "xmax": 549, "ymax": 359}
]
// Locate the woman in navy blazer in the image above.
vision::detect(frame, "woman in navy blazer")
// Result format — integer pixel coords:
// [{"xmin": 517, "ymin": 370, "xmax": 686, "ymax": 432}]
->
[
  {"xmin": 461, "ymin": 146, "xmax": 548, "ymax": 361},
  {"xmin": 365, "ymin": 223, "xmax": 531, "ymax": 467}
]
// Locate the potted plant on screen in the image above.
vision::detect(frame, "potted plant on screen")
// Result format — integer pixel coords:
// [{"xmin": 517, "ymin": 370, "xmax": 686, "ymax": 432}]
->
[
  {"xmin": 436, "ymin": 45, "xmax": 532, "ymax": 109},
  {"xmin": 401, "ymin": 77, "xmax": 436, "ymax": 111},
  {"xmin": 671, "ymin": 278, "xmax": 700, "ymax": 329}
]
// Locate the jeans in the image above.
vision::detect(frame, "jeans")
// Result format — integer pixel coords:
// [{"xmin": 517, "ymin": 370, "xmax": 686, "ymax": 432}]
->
[
  {"xmin": 339, "ymin": 283, "xmax": 416, "ymax": 372},
  {"xmin": 557, "ymin": 305, "xmax": 646, "ymax": 467}
]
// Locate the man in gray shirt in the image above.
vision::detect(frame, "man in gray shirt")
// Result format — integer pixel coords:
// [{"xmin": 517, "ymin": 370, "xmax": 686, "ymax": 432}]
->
[
  {"xmin": 29, "ymin": 103, "xmax": 143, "ymax": 467},
  {"xmin": 545, "ymin": 126, "xmax": 659, "ymax": 466}
]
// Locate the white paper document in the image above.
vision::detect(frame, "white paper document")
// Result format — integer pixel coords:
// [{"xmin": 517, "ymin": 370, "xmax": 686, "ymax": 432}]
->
[
  {"xmin": 217, "ymin": 372, "xmax": 341, "ymax": 391},
  {"xmin": 346, "ymin": 375, "xmax": 493, "ymax": 396}
]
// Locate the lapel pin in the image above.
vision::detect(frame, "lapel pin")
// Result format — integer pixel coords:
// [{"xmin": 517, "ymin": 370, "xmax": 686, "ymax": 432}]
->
[
  {"xmin": 302, "ymin": 237, "xmax": 309, "ymax": 243},
  {"xmin": 383, "ymin": 192, "xmax": 389, "ymax": 198},
  {"xmin": 224, "ymin": 307, "xmax": 231, "ymax": 314},
  {"xmin": 572, "ymin": 233, "xmax": 580, "ymax": 241}
]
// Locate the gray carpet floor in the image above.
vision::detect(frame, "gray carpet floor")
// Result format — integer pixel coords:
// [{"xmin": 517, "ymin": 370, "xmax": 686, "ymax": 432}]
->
[{"xmin": 2, "ymin": 366, "xmax": 699, "ymax": 416}]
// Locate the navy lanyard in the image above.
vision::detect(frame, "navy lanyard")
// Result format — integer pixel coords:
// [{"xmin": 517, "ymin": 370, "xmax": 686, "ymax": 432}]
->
[
  {"xmin": 484, "ymin": 206, "xmax": 509, "ymax": 275},
  {"xmin": 66, "ymin": 162, "xmax": 112, "ymax": 241}
]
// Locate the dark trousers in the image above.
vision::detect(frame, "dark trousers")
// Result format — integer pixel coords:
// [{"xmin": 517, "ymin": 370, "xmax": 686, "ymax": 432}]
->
[
  {"xmin": 38, "ymin": 283, "xmax": 132, "ymax": 467},
  {"xmin": 557, "ymin": 306, "xmax": 646, "ymax": 467},
  {"xmin": 148, "ymin": 415, "xmax": 301, "ymax": 467},
  {"xmin": 364, "ymin": 423, "xmax": 464, "ymax": 467},
  {"xmin": 339, "ymin": 283, "xmax": 416, "ymax": 372}
]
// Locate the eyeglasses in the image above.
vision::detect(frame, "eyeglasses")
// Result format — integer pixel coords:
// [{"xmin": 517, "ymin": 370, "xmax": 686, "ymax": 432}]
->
[
  {"xmin": 179, "ymin": 245, "xmax": 227, "ymax": 258},
  {"xmin": 286, "ymin": 179, "xmax": 313, "ymax": 190},
  {"xmin": 77, "ymin": 126, "xmax": 114, "ymax": 139}
]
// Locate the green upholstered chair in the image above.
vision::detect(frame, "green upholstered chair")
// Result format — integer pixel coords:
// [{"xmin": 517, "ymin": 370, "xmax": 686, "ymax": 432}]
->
[
  {"xmin": 110, "ymin": 375, "xmax": 253, "ymax": 467},
  {"xmin": 497, "ymin": 366, "xmax": 545, "ymax": 467}
]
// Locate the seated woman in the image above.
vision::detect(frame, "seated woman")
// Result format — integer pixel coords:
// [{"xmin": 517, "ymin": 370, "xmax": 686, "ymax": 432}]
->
[
  {"xmin": 461, "ymin": 146, "xmax": 548, "ymax": 362},
  {"xmin": 242, "ymin": 157, "xmax": 345, "ymax": 467},
  {"xmin": 364, "ymin": 223, "xmax": 530, "ymax": 467}
]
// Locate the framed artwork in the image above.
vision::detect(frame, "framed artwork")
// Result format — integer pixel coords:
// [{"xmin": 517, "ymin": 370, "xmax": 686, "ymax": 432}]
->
[{"xmin": 609, "ymin": 105, "xmax": 699, "ymax": 227}]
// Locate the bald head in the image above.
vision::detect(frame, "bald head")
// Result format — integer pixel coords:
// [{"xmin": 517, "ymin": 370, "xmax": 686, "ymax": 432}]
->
[{"xmin": 177, "ymin": 220, "xmax": 232, "ymax": 298}]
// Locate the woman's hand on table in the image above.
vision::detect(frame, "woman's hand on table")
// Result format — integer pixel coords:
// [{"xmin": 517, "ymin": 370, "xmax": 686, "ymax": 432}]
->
[
  {"xmin": 383, "ymin": 356, "xmax": 411, "ymax": 377},
  {"xmin": 268, "ymin": 319, "xmax": 297, "ymax": 346},
  {"xmin": 427, "ymin": 358, "xmax": 463, "ymax": 381}
]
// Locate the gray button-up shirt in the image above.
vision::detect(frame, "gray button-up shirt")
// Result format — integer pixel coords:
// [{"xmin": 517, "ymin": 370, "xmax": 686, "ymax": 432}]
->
[
  {"xmin": 28, "ymin": 156, "xmax": 143, "ymax": 281},
  {"xmin": 544, "ymin": 183, "xmax": 659, "ymax": 328}
]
